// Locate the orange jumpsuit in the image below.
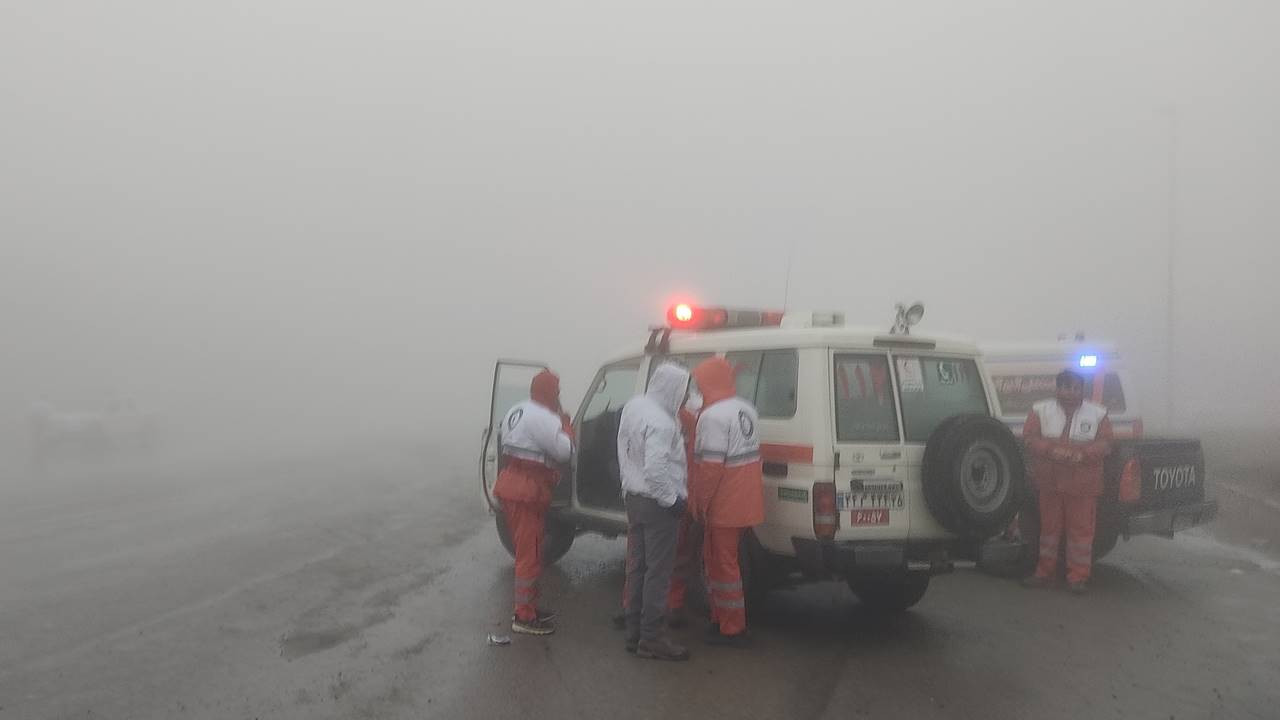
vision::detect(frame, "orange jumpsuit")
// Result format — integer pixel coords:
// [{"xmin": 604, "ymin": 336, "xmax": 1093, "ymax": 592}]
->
[
  {"xmin": 1024, "ymin": 403, "xmax": 1114, "ymax": 584},
  {"xmin": 493, "ymin": 371, "xmax": 573, "ymax": 623},
  {"xmin": 690, "ymin": 358, "xmax": 764, "ymax": 636}
]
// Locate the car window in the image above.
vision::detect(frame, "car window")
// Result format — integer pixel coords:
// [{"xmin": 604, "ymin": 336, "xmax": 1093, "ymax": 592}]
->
[
  {"xmin": 582, "ymin": 362, "xmax": 642, "ymax": 422},
  {"xmin": 724, "ymin": 350, "xmax": 798, "ymax": 418},
  {"xmin": 724, "ymin": 351, "xmax": 762, "ymax": 401},
  {"xmin": 756, "ymin": 350, "xmax": 799, "ymax": 417},
  {"xmin": 834, "ymin": 354, "xmax": 899, "ymax": 442},
  {"xmin": 1099, "ymin": 373, "xmax": 1127, "ymax": 413},
  {"xmin": 991, "ymin": 372, "xmax": 1126, "ymax": 415},
  {"xmin": 897, "ymin": 356, "xmax": 988, "ymax": 442}
]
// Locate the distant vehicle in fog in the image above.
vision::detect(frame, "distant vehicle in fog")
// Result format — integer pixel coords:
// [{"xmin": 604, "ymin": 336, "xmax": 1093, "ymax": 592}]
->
[{"xmin": 27, "ymin": 400, "xmax": 159, "ymax": 465}]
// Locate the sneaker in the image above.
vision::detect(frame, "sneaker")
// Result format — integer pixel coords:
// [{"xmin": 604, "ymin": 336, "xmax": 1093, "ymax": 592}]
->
[
  {"xmin": 666, "ymin": 607, "xmax": 689, "ymax": 630},
  {"xmin": 611, "ymin": 613, "xmax": 627, "ymax": 631},
  {"xmin": 1021, "ymin": 575, "xmax": 1053, "ymax": 589},
  {"xmin": 705, "ymin": 628, "xmax": 753, "ymax": 648},
  {"xmin": 511, "ymin": 616, "xmax": 555, "ymax": 636},
  {"xmin": 512, "ymin": 608, "xmax": 557, "ymax": 623},
  {"xmin": 1068, "ymin": 581, "xmax": 1089, "ymax": 595},
  {"xmin": 635, "ymin": 636, "xmax": 690, "ymax": 661}
]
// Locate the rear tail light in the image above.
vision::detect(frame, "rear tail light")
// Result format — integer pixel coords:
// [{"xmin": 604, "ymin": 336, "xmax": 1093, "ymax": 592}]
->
[
  {"xmin": 1133, "ymin": 419, "xmax": 1144, "ymax": 439},
  {"xmin": 1119, "ymin": 457, "xmax": 1142, "ymax": 502},
  {"xmin": 813, "ymin": 482, "xmax": 839, "ymax": 540}
]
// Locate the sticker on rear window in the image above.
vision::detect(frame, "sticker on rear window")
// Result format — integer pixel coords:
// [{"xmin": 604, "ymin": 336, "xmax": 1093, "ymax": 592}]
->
[
  {"xmin": 937, "ymin": 361, "xmax": 964, "ymax": 385},
  {"xmin": 896, "ymin": 358, "xmax": 924, "ymax": 393}
]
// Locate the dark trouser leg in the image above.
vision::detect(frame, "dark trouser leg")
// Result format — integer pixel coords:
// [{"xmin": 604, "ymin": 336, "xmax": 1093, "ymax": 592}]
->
[
  {"xmin": 624, "ymin": 499, "xmax": 647, "ymax": 642},
  {"xmin": 638, "ymin": 499, "xmax": 679, "ymax": 642}
]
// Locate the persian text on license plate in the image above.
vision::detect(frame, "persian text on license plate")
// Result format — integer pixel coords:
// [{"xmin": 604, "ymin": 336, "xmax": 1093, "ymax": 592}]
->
[
  {"xmin": 836, "ymin": 492, "xmax": 904, "ymax": 511},
  {"xmin": 851, "ymin": 509, "xmax": 890, "ymax": 525}
]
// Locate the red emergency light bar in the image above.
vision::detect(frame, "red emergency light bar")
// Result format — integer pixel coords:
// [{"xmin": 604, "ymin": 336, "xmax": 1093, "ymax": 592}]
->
[{"xmin": 666, "ymin": 304, "xmax": 784, "ymax": 331}]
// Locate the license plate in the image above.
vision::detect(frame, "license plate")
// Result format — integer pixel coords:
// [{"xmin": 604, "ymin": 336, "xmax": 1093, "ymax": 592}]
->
[
  {"xmin": 850, "ymin": 491, "xmax": 904, "ymax": 510},
  {"xmin": 851, "ymin": 509, "xmax": 890, "ymax": 526},
  {"xmin": 1172, "ymin": 511, "xmax": 1198, "ymax": 532}
]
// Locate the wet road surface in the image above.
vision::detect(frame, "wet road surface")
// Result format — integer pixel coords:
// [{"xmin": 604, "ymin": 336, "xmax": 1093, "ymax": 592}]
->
[{"xmin": 1, "ymin": 447, "xmax": 1277, "ymax": 719}]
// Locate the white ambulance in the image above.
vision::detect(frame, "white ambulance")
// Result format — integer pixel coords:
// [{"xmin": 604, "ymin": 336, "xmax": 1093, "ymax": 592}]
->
[{"xmin": 481, "ymin": 304, "xmax": 1028, "ymax": 611}]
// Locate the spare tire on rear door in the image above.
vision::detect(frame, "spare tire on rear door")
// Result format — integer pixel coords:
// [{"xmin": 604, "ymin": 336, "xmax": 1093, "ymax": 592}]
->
[{"xmin": 922, "ymin": 414, "xmax": 1026, "ymax": 538}]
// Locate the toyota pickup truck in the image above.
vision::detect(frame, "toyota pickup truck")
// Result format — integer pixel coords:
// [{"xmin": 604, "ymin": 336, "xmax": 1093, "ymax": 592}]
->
[{"xmin": 982, "ymin": 341, "xmax": 1219, "ymax": 570}]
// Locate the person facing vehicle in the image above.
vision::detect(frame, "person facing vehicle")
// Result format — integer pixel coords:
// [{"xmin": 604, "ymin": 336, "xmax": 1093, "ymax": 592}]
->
[
  {"xmin": 494, "ymin": 369, "xmax": 574, "ymax": 635},
  {"xmin": 690, "ymin": 357, "xmax": 764, "ymax": 646},
  {"xmin": 617, "ymin": 362, "xmax": 691, "ymax": 660}
]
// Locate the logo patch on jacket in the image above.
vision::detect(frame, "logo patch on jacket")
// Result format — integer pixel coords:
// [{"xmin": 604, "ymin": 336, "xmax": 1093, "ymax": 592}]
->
[
  {"xmin": 507, "ymin": 408, "xmax": 523, "ymax": 430},
  {"xmin": 738, "ymin": 410, "xmax": 755, "ymax": 439}
]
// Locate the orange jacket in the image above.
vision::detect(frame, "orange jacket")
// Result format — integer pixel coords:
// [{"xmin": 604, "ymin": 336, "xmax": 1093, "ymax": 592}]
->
[
  {"xmin": 690, "ymin": 358, "xmax": 765, "ymax": 528},
  {"xmin": 1024, "ymin": 406, "xmax": 1114, "ymax": 497}
]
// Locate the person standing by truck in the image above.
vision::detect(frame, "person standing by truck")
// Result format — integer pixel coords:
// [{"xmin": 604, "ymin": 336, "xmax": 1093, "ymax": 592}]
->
[
  {"xmin": 494, "ymin": 370, "xmax": 574, "ymax": 635},
  {"xmin": 1022, "ymin": 370, "xmax": 1114, "ymax": 593},
  {"xmin": 618, "ymin": 362, "xmax": 692, "ymax": 660},
  {"xmin": 690, "ymin": 357, "xmax": 764, "ymax": 646}
]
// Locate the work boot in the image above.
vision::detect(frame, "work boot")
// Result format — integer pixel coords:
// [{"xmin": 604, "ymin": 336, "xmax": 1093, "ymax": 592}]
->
[
  {"xmin": 666, "ymin": 607, "xmax": 689, "ymax": 630},
  {"xmin": 705, "ymin": 628, "xmax": 753, "ymax": 648},
  {"xmin": 1067, "ymin": 581, "xmax": 1089, "ymax": 595},
  {"xmin": 611, "ymin": 613, "xmax": 627, "ymax": 631},
  {"xmin": 1021, "ymin": 575, "xmax": 1053, "ymax": 589},
  {"xmin": 511, "ymin": 616, "xmax": 555, "ymax": 636},
  {"xmin": 635, "ymin": 636, "xmax": 690, "ymax": 661}
]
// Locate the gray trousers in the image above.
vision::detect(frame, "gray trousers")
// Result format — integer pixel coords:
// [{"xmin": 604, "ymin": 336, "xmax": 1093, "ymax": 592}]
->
[{"xmin": 624, "ymin": 494, "xmax": 679, "ymax": 642}]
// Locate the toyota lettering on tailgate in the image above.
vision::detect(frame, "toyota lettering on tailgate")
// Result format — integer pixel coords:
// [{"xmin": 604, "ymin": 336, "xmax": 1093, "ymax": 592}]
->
[{"xmin": 1152, "ymin": 465, "xmax": 1198, "ymax": 491}]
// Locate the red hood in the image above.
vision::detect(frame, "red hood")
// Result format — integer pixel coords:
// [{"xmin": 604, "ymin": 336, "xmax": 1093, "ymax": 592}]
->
[
  {"xmin": 530, "ymin": 370, "xmax": 562, "ymax": 413},
  {"xmin": 692, "ymin": 357, "xmax": 736, "ymax": 407}
]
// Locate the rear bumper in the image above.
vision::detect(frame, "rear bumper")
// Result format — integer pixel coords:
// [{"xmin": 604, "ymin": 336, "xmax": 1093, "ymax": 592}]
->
[
  {"xmin": 1124, "ymin": 500, "xmax": 1218, "ymax": 538},
  {"xmin": 791, "ymin": 538, "xmax": 957, "ymax": 578}
]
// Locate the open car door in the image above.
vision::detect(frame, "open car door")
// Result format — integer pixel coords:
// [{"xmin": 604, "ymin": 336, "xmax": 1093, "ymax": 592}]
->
[{"xmin": 480, "ymin": 360, "xmax": 548, "ymax": 513}]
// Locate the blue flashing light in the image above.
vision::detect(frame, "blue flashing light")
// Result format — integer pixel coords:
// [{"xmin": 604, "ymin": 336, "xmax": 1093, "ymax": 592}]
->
[{"xmin": 1079, "ymin": 354, "xmax": 1098, "ymax": 368}]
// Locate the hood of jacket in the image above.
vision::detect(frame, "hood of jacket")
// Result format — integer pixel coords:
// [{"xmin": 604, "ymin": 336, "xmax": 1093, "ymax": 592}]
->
[{"xmin": 646, "ymin": 362, "xmax": 690, "ymax": 419}]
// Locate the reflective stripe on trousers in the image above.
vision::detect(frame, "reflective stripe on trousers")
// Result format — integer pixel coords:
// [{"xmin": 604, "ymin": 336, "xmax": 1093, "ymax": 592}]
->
[
  {"xmin": 504, "ymin": 501, "xmax": 545, "ymax": 623},
  {"xmin": 703, "ymin": 525, "xmax": 747, "ymax": 635},
  {"xmin": 1033, "ymin": 489, "xmax": 1098, "ymax": 585}
]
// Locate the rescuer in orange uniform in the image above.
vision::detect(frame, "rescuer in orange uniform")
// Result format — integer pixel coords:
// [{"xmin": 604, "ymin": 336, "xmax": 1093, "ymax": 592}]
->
[
  {"xmin": 1022, "ymin": 369, "xmax": 1114, "ymax": 594},
  {"xmin": 690, "ymin": 358, "xmax": 764, "ymax": 646},
  {"xmin": 494, "ymin": 370, "xmax": 574, "ymax": 634}
]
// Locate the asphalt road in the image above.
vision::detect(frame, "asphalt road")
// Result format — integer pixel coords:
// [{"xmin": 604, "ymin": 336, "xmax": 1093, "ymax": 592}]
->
[{"xmin": 1, "ymin": 446, "xmax": 1277, "ymax": 720}]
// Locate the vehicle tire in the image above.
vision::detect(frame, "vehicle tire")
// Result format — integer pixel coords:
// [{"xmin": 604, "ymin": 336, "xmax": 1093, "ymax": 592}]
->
[
  {"xmin": 1091, "ymin": 524, "xmax": 1120, "ymax": 561},
  {"xmin": 922, "ymin": 414, "xmax": 1027, "ymax": 538},
  {"xmin": 848, "ymin": 573, "xmax": 930, "ymax": 612},
  {"xmin": 494, "ymin": 511, "xmax": 576, "ymax": 566}
]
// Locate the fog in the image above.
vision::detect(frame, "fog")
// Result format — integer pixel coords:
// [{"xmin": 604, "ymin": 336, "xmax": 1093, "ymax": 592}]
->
[{"xmin": 3, "ymin": 0, "xmax": 1278, "ymax": 471}]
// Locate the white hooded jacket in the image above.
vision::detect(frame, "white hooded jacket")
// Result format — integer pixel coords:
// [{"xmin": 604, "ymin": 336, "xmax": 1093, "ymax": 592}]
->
[{"xmin": 617, "ymin": 362, "xmax": 690, "ymax": 508}]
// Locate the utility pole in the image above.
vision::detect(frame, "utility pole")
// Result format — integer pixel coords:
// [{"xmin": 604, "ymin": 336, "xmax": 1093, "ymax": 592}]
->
[{"xmin": 1165, "ymin": 105, "xmax": 1178, "ymax": 430}]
